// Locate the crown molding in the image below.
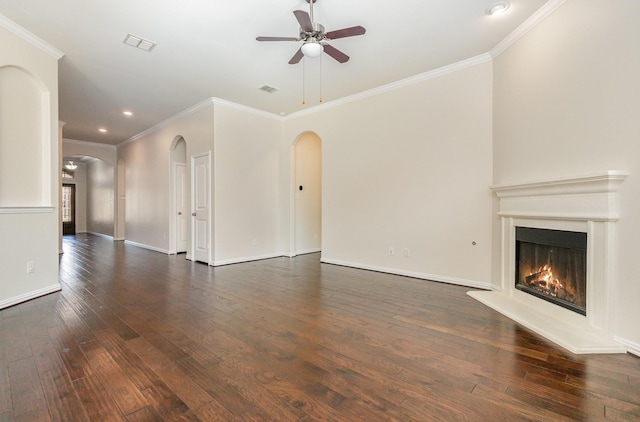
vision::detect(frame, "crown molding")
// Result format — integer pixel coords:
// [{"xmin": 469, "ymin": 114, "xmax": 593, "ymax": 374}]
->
[
  {"xmin": 0, "ymin": 13, "xmax": 64, "ymax": 59},
  {"xmin": 118, "ymin": 98, "xmax": 216, "ymax": 147},
  {"xmin": 119, "ymin": 97, "xmax": 284, "ymax": 148},
  {"xmin": 489, "ymin": 0, "xmax": 568, "ymax": 59},
  {"xmin": 285, "ymin": 53, "xmax": 493, "ymax": 120}
]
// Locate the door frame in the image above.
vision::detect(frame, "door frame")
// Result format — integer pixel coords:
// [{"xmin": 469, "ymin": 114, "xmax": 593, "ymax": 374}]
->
[
  {"xmin": 290, "ymin": 131, "xmax": 322, "ymax": 257},
  {"xmin": 190, "ymin": 151, "xmax": 212, "ymax": 264},
  {"xmin": 172, "ymin": 162, "xmax": 188, "ymax": 253},
  {"xmin": 62, "ymin": 183, "xmax": 76, "ymax": 235}
]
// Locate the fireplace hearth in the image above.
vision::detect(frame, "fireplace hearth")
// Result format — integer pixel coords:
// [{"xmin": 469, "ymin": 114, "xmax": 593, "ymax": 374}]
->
[{"xmin": 515, "ymin": 227, "xmax": 586, "ymax": 315}]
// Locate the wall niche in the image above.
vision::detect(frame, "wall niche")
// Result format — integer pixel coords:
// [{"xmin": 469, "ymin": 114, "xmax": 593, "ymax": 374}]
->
[{"xmin": 0, "ymin": 65, "xmax": 49, "ymax": 207}]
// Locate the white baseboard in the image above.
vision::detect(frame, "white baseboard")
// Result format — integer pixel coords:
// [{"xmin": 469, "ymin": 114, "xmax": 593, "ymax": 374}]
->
[
  {"xmin": 614, "ymin": 336, "xmax": 640, "ymax": 357},
  {"xmin": 124, "ymin": 240, "xmax": 169, "ymax": 255},
  {"xmin": 0, "ymin": 284, "xmax": 62, "ymax": 310},
  {"xmin": 292, "ymin": 248, "xmax": 321, "ymax": 256},
  {"xmin": 213, "ymin": 253, "xmax": 284, "ymax": 267},
  {"xmin": 320, "ymin": 258, "xmax": 496, "ymax": 290}
]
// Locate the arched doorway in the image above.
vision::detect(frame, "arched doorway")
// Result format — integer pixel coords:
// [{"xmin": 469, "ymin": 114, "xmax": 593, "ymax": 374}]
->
[
  {"xmin": 170, "ymin": 136, "xmax": 188, "ymax": 254},
  {"xmin": 61, "ymin": 155, "xmax": 116, "ymax": 239},
  {"xmin": 293, "ymin": 132, "xmax": 322, "ymax": 255}
]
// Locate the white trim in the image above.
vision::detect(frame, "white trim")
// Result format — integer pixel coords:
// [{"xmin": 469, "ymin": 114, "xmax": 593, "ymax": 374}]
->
[
  {"xmin": 614, "ymin": 336, "xmax": 640, "ymax": 358},
  {"xmin": 124, "ymin": 240, "xmax": 169, "ymax": 255},
  {"xmin": 293, "ymin": 248, "xmax": 321, "ymax": 256},
  {"xmin": 285, "ymin": 54, "xmax": 492, "ymax": 120},
  {"xmin": 213, "ymin": 253, "xmax": 285, "ymax": 267},
  {"xmin": 490, "ymin": 171, "xmax": 628, "ymax": 198},
  {"xmin": 119, "ymin": 97, "xmax": 284, "ymax": 148},
  {"xmin": 489, "ymin": 0, "xmax": 568, "ymax": 58},
  {"xmin": 321, "ymin": 258, "xmax": 495, "ymax": 291},
  {"xmin": 118, "ymin": 98, "xmax": 214, "ymax": 147},
  {"xmin": 0, "ymin": 206, "xmax": 54, "ymax": 214},
  {"xmin": 0, "ymin": 284, "xmax": 62, "ymax": 310},
  {"xmin": 191, "ymin": 151, "xmax": 213, "ymax": 265},
  {"xmin": 0, "ymin": 13, "xmax": 64, "ymax": 59}
]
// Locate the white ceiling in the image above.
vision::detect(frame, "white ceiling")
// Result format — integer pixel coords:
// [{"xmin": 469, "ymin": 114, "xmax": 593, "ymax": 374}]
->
[{"xmin": 0, "ymin": 0, "xmax": 549, "ymax": 145}]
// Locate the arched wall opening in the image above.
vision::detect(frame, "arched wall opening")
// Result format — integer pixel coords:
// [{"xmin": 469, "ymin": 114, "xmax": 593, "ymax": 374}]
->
[
  {"xmin": 61, "ymin": 155, "xmax": 116, "ymax": 240},
  {"xmin": 292, "ymin": 131, "xmax": 322, "ymax": 256},
  {"xmin": 0, "ymin": 65, "xmax": 51, "ymax": 207}
]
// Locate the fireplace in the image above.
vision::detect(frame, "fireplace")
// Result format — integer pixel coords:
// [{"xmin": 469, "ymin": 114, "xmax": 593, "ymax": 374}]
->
[
  {"xmin": 515, "ymin": 227, "xmax": 587, "ymax": 315},
  {"xmin": 467, "ymin": 171, "xmax": 628, "ymax": 354}
]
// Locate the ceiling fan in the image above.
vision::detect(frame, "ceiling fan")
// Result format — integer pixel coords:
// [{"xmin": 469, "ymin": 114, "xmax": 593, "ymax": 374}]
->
[{"xmin": 256, "ymin": 0, "xmax": 366, "ymax": 64}]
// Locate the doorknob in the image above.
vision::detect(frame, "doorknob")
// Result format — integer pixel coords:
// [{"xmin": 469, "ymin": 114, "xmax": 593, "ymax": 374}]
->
[
  {"xmin": 192, "ymin": 212, "xmax": 196, "ymax": 216},
  {"xmin": 178, "ymin": 212, "xmax": 182, "ymax": 215}
]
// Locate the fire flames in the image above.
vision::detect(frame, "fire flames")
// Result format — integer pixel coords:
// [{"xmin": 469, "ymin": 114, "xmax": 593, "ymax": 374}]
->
[{"xmin": 526, "ymin": 265, "xmax": 564, "ymax": 297}]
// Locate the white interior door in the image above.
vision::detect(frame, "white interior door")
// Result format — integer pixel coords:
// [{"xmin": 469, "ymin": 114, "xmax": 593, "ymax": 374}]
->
[
  {"xmin": 175, "ymin": 163, "xmax": 188, "ymax": 253},
  {"xmin": 192, "ymin": 153, "xmax": 210, "ymax": 263}
]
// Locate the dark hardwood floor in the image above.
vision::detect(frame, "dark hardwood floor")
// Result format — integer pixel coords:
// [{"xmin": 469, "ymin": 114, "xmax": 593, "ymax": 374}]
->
[{"xmin": 1, "ymin": 234, "xmax": 639, "ymax": 421}]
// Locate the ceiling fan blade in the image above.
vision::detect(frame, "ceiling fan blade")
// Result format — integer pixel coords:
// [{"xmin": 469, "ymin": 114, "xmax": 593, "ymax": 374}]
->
[
  {"xmin": 256, "ymin": 36, "xmax": 300, "ymax": 41},
  {"xmin": 323, "ymin": 44, "xmax": 349, "ymax": 63},
  {"xmin": 293, "ymin": 10, "xmax": 313, "ymax": 32},
  {"xmin": 288, "ymin": 47, "xmax": 304, "ymax": 64},
  {"xmin": 325, "ymin": 25, "xmax": 366, "ymax": 40}
]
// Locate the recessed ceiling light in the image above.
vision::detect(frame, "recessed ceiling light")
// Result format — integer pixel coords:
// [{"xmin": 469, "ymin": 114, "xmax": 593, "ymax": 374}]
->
[
  {"xmin": 98, "ymin": 128, "xmax": 107, "ymax": 133},
  {"xmin": 487, "ymin": 1, "xmax": 510, "ymax": 16},
  {"xmin": 123, "ymin": 111, "xmax": 133, "ymax": 116}
]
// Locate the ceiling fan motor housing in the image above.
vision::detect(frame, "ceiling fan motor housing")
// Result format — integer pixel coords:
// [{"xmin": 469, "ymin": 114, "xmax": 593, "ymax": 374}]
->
[{"xmin": 301, "ymin": 23, "xmax": 326, "ymax": 42}]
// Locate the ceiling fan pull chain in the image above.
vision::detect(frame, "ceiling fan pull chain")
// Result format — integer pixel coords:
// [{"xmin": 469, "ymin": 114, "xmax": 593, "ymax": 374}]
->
[
  {"xmin": 302, "ymin": 56, "xmax": 306, "ymax": 105},
  {"xmin": 319, "ymin": 54, "xmax": 323, "ymax": 103}
]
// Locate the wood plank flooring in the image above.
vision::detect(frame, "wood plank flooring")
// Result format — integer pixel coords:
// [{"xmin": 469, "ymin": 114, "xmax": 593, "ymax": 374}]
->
[{"xmin": 1, "ymin": 233, "xmax": 639, "ymax": 421}]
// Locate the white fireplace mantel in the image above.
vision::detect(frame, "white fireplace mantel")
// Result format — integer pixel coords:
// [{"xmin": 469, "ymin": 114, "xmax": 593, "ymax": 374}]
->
[{"xmin": 469, "ymin": 171, "xmax": 628, "ymax": 354}]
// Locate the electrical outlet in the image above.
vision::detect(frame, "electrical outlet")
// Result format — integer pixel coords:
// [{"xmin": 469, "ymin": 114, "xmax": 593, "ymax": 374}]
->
[
  {"xmin": 404, "ymin": 248, "xmax": 410, "ymax": 258},
  {"xmin": 26, "ymin": 261, "xmax": 35, "ymax": 274},
  {"xmin": 388, "ymin": 247, "xmax": 394, "ymax": 256}
]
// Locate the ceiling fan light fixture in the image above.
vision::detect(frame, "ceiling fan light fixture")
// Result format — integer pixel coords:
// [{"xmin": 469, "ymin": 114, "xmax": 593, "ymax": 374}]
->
[
  {"xmin": 65, "ymin": 161, "xmax": 77, "ymax": 171},
  {"xmin": 301, "ymin": 40, "xmax": 323, "ymax": 58},
  {"xmin": 487, "ymin": 1, "xmax": 510, "ymax": 16}
]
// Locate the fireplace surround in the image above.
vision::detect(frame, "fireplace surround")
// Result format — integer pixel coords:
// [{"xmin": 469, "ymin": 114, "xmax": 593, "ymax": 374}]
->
[{"xmin": 468, "ymin": 171, "xmax": 627, "ymax": 354}]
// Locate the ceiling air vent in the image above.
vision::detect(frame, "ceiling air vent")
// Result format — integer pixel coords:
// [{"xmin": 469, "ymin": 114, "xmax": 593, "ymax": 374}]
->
[
  {"xmin": 123, "ymin": 33, "xmax": 156, "ymax": 52},
  {"xmin": 258, "ymin": 84, "xmax": 278, "ymax": 93}
]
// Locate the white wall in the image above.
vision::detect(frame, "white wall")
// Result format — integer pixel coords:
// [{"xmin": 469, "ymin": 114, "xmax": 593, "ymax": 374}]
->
[
  {"xmin": 284, "ymin": 61, "xmax": 494, "ymax": 287},
  {"xmin": 0, "ymin": 21, "xmax": 61, "ymax": 308},
  {"xmin": 493, "ymin": 0, "xmax": 640, "ymax": 351},
  {"xmin": 118, "ymin": 101, "xmax": 215, "ymax": 254},
  {"xmin": 86, "ymin": 158, "xmax": 114, "ymax": 237},
  {"xmin": 213, "ymin": 103, "xmax": 284, "ymax": 264}
]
